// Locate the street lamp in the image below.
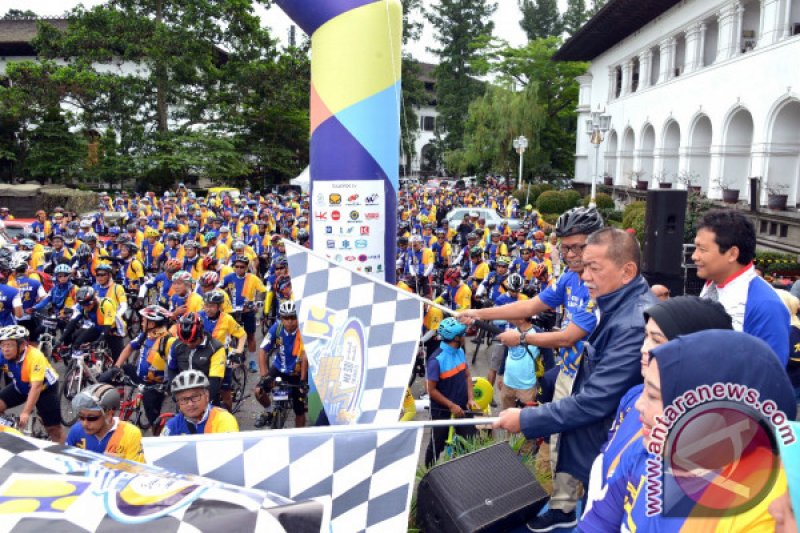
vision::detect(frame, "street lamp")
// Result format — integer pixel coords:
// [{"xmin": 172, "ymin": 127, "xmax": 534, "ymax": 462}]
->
[
  {"xmin": 585, "ymin": 110, "xmax": 611, "ymax": 208},
  {"xmin": 513, "ymin": 135, "xmax": 528, "ymax": 198}
]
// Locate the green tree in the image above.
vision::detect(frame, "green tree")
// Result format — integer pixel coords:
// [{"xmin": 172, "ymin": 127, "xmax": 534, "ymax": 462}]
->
[
  {"xmin": 32, "ymin": 1, "xmax": 305, "ymax": 188},
  {"xmin": 587, "ymin": 0, "xmax": 608, "ymax": 17},
  {"xmin": 446, "ymin": 82, "xmax": 543, "ymax": 179},
  {"xmin": 3, "ymin": 9, "xmax": 38, "ymax": 19},
  {"xmin": 519, "ymin": 0, "xmax": 561, "ymax": 41},
  {"xmin": 24, "ymin": 107, "xmax": 86, "ymax": 184},
  {"xmin": 474, "ymin": 37, "xmax": 587, "ymax": 178},
  {"xmin": 400, "ymin": 0, "xmax": 425, "ymax": 175},
  {"xmin": 562, "ymin": 0, "xmax": 588, "ymax": 36},
  {"xmin": 426, "ymin": 0, "xmax": 497, "ymax": 164}
]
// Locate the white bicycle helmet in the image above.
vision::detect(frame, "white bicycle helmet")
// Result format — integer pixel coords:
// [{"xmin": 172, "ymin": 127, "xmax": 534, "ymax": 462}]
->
[
  {"xmin": 72, "ymin": 383, "xmax": 120, "ymax": 412},
  {"xmin": 171, "ymin": 369, "xmax": 210, "ymax": 393},
  {"xmin": 0, "ymin": 325, "xmax": 28, "ymax": 341},
  {"xmin": 279, "ymin": 300, "xmax": 297, "ymax": 318},
  {"xmin": 54, "ymin": 263, "xmax": 72, "ymax": 275}
]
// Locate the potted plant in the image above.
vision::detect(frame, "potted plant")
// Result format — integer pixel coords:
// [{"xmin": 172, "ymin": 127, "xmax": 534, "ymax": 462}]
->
[
  {"xmin": 630, "ymin": 169, "xmax": 648, "ymax": 190},
  {"xmin": 766, "ymin": 183, "xmax": 789, "ymax": 210},
  {"xmin": 713, "ymin": 177, "xmax": 740, "ymax": 204},
  {"xmin": 602, "ymin": 172, "xmax": 614, "ymax": 186},
  {"xmin": 653, "ymin": 170, "xmax": 672, "ymax": 189},
  {"xmin": 678, "ymin": 171, "xmax": 702, "ymax": 194}
]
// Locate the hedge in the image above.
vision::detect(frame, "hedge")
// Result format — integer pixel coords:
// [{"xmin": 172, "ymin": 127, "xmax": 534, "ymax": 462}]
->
[
  {"xmin": 513, "ymin": 183, "xmax": 554, "ymax": 207},
  {"xmin": 40, "ymin": 188, "xmax": 96, "ymax": 214},
  {"xmin": 583, "ymin": 192, "xmax": 614, "ymax": 210},
  {"xmin": 622, "ymin": 201, "xmax": 647, "ymax": 244},
  {"xmin": 536, "ymin": 190, "xmax": 570, "ymax": 215},
  {"xmin": 562, "ymin": 189, "xmax": 582, "ymax": 210}
]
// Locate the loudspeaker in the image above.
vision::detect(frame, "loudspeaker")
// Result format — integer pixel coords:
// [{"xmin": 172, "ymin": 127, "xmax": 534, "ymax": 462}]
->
[
  {"xmin": 416, "ymin": 443, "xmax": 549, "ymax": 533},
  {"xmin": 642, "ymin": 272, "xmax": 685, "ymax": 297},
  {"xmin": 642, "ymin": 189, "xmax": 688, "ymax": 277}
]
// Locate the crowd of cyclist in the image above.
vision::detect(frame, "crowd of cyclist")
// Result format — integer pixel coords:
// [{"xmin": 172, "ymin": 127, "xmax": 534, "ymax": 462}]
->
[{"xmin": 0, "ymin": 182, "xmax": 561, "ymax": 461}]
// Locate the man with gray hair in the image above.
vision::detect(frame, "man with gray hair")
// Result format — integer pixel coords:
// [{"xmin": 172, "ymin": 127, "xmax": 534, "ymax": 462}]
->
[{"xmin": 492, "ymin": 227, "xmax": 656, "ymax": 530}]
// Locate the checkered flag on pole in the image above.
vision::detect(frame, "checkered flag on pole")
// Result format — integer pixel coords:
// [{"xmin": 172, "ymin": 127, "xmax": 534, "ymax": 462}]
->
[
  {"xmin": 144, "ymin": 424, "xmax": 424, "ymax": 533},
  {"xmin": 283, "ymin": 240, "xmax": 423, "ymax": 425}
]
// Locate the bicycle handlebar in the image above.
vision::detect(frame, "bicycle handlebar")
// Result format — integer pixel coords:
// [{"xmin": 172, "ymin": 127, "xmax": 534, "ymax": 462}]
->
[{"xmin": 473, "ymin": 320, "xmax": 503, "ymax": 335}]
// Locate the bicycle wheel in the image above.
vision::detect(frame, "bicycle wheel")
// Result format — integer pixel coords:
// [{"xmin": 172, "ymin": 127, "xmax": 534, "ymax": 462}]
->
[
  {"xmin": 60, "ymin": 367, "xmax": 82, "ymax": 426},
  {"xmin": 29, "ymin": 414, "xmax": 49, "ymax": 440},
  {"xmin": 230, "ymin": 366, "xmax": 247, "ymax": 414},
  {"xmin": 272, "ymin": 406, "xmax": 288, "ymax": 429}
]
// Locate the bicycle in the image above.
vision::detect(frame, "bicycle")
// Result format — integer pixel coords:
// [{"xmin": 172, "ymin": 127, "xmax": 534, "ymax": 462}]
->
[
  {"xmin": 227, "ymin": 351, "xmax": 249, "ymax": 414},
  {"xmin": 114, "ymin": 374, "xmax": 166, "ymax": 431},
  {"xmin": 260, "ymin": 377, "xmax": 304, "ymax": 430},
  {"xmin": 60, "ymin": 341, "xmax": 114, "ymax": 425},
  {"xmin": 35, "ymin": 312, "xmax": 64, "ymax": 361},
  {"xmin": 0, "ymin": 412, "xmax": 49, "ymax": 440},
  {"xmin": 124, "ymin": 291, "xmax": 144, "ymax": 338}
]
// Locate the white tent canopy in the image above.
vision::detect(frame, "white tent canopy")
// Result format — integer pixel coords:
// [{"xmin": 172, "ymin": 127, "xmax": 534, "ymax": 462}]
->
[{"xmin": 290, "ymin": 166, "xmax": 310, "ymax": 193}]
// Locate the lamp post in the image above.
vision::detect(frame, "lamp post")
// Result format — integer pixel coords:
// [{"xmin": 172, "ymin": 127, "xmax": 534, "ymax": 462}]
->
[
  {"xmin": 513, "ymin": 135, "xmax": 528, "ymax": 199},
  {"xmin": 585, "ymin": 110, "xmax": 611, "ymax": 208}
]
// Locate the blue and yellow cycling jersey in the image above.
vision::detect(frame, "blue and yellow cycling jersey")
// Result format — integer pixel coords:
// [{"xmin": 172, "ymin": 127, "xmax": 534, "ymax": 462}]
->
[
  {"xmin": 221, "ymin": 272, "xmax": 265, "ymax": 308},
  {"xmin": 260, "ymin": 323, "xmax": 304, "ymax": 374},
  {"xmin": 162, "ymin": 404, "xmax": 239, "ymax": 436},
  {"xmin": 66, "ymin": 418, "xmax": 145, "ymax": 462},
  {"xmin": 200, "ymin": 310, "xmax": 245, "ymax": 346},
  {"xmin": 8, "ymin": 275, "xmax": 44, "ymax": 313},
  {"xmin": 130, "ymin": 330, "xmax": 175, "ymax": 383},
  {"xmin": 0, "ymin": 285, "xmax": 20, "ymax": 326},
  {"xmin": 0, "ymin": 346, "xmax": 58, "ymax": 394},
  {"xmin": 169, "ymin": 291, "xmax": 204, "ymax": 315}
]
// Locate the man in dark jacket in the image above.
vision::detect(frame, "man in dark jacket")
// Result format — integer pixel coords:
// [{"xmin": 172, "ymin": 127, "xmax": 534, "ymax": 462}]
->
[{"xmin": 494, "ymin": 227, "xmax": 657, "ymax": 531}]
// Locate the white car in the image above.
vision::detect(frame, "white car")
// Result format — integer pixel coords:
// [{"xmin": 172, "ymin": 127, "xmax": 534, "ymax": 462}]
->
[{"xmin": 444, "ymin": 207, "xmax": 522, "ymax": 231}]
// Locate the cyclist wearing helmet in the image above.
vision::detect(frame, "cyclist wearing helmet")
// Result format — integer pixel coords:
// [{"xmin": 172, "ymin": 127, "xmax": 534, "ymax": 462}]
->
[
  {"xmin": 34, "ymin": 263, "xmax": 77, "ymax": 320},
  {"xmin": 200, "ymin": 290, "xmax": 246, "ymax": 412},
  {"xmin": 9, "ymin": 257, "xmax": 45, "ymax": 343},
  {"xmin": 142, "ymin": 228, "xmax": 164, "ymax": 272},
  {"xmin": 46, "ymin": 233, "xmax": 74, "ymax": 267},
  {"xmin": 169, "ymin": 270, "xmax": 204, "ymax": 318},
  {"xmin": 140, "ymin": 258, "xmax": 179, "ymax": 306},
  {"xmin": 461, "ymin": 206, "xmax": 604, "ymax": 528},
  {"xmin": 181, "ymin": 240, "xmax": 203, "ymax": 280},
  {"xmin": 530, "ymin": 243, "xmax": 553, "ymax": 284},
  {"xmin": 484, "ymin": 230, "xmax": 509, "ymax": 266},
  {"xmin": 196, "ymin": 270, "xmax": 233, "ymax": 312},
  {"xmin": 93, "ymin": 262, "xmax": 127, "ymax": 357},
  {"xmin": 0, "ymin": 325, "xmax": 63, "ymax": 442},
  {"xmin": 221, "ymin": 255, "xmax": 266, "ymax": 371},
  {"xmin": 404, "ymin": 235, "xmax": 434, "ymax": 297},
  {"xmin": 255, "ymin": 300, "xmax": 307, "ymax": 428},
  {"xmin": 440, "ymin": 267, "xmax": 472, "ymax": 312},
  {"xmin": 466, "ymin": 245, "xmax": 489, "ymax": 295},
  {"xmin": 66, "ymin": 383, "xmax": 144, "ymax": 462},
  {"xmin": 476, "ymin": 255, "xmax": 511, "ymax": 304},
  {"xmin": 99, "ymin": 305, "xmax": 175, "ymax": 427},
  {"xmin": 167, "ymin": 313, "xmax": 226, "ymax": 405},
  {"xmin": 424, "ymin": 317, "xmax": 479, "ymax": 467},
  {"xmin": 117, "ymin": 240, "xmax": 145, "ymax": 292},
  {"xmin": 62, "ymin": 285, "xmax": 116, "ymax": 350},
  {"xmin": 163, "ymin": 369, "xmax": 239, "ymax": 436}
]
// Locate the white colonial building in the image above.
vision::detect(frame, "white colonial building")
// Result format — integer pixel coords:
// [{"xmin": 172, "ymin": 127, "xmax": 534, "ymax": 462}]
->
[
  {"xmin": 557, "ymin": 0, "xmax": 800, "ymax": 207},
  {"xmin": 404, "ymin": 62, "xmax": 440, "ymax": 177}
]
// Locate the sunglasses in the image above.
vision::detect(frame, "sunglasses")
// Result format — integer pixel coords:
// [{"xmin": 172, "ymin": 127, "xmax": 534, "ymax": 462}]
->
[
  {"xmin": 79, "ymin": 414, "xmax": 102, "ymax": 422},
  {"xmin": 234, "ymin": 264, "xmax": 247, "ymax": 269}
]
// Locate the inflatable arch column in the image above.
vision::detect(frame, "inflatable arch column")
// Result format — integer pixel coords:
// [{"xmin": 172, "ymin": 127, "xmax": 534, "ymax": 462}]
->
[{"xmin": 277, "ymin": 0, "xmax": 402, "ymax": 282}]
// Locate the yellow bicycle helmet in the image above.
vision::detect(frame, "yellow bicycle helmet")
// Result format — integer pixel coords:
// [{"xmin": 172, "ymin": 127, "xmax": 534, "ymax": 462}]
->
[{"xmin": 472, "ymin": 377, "xmax": 493, "ymax": 412}]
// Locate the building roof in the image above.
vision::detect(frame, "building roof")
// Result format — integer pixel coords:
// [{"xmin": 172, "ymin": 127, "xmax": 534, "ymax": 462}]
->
[
  {"xmin": 554, "ymin": 0, "xmax": 681, "ymax": 62},
  {"xmin": 0, "ymin": 18, "xmax": 69, "ymax": 57},
  {"xmin": 417, "ymin": 62, "xmax": 436, "ymax": 84}
]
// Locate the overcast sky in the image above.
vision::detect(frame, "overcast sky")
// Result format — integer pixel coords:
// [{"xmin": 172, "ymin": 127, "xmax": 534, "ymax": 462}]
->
[{"xmin": 10, "ymin": 0, "xmax": 571, "ymax": 63}]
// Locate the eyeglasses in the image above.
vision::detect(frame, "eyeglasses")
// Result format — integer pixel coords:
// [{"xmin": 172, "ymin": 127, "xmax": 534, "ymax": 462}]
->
[
  {"xmin": 274, "ymin": 266, "xmax": 287, "ymax": 270},
  {"xmin": 234, "ymin": 265, "xmax": 247, "ymax": 269},
  {"xmin": 96, "ymin": 272, "xmax": 109, "ymax": 276},
  {"xmin": 560, "ymin": 243, "xmax": 587, "ymax": 255},
  {"xmin": 282, "ymin": 316, "xmax": 297, "ymax": 321},
  {"xmin": 78, "ymin": 414, "xmax": 102, "ymax": 422},
  {"xmin": 176, "ymin": 393, "xmax": 205, "ymax": 405}
]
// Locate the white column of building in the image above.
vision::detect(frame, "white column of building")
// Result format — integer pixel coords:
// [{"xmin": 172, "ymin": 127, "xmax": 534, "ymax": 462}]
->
[
  {"xmin": 697, "ymin": 23, "xmax": 708, "ymax": 69},
  {"xmin": 575, "ymin": 74, "xmax": 594, "ymax": 185},
  {"xmin": 717, "ymin": 4, "xmax": 738, "ymax": 60},
  {"xmin": 750, "ymin": 141, "xmax": 771, "ymax": 205},
  {"xmin": 639, "ymin": 49, "xmax": 652, "ymax": 89},
  {"xmin": 621, "ymin": 60, "xmax": 633, "ymax": 96},
  {"xmin": 607, "ymin": 66, "xmax": 616, "ymax": 101},
  {"xmin": 658, "ymin": 38, "xmax": 673, "ymax": 83},
  {"xmin": 760, "ymin": 0, "xmax": 788, "ymax": 45},
  {"xmin": 782, "ymin": 0, "xmax": 794, "ymax": 37},
  {"xmin": 684, "ymin": 23, "xmax": 702, "ymax": 73},
  {"xmin": 708, "ymin": 145, "xmax": 726, "ymax": 200},
  {"xmin": 735, "ymin": 2, "xmax": 746, "ymax": 53},
  {"xmin": 669, "ymin": 38, "xmax": 678, "ymax": 78}
]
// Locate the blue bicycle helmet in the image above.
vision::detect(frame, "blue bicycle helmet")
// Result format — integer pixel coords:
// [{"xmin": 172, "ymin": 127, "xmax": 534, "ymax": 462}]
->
[
  {"xmin": 54, "ymin": 264, "xmax": 72, "ymax": 275},
  {"xmin": 438, "ymin": 317, "xmax": 467, "ymax": 341}
]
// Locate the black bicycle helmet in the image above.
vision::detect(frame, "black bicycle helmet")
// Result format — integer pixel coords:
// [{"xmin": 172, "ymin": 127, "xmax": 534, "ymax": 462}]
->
[
  {"xmin": 177, "ymin": 312, "xmax": 204, "ymax": 343},
  {"xmin": 555, "ymin": 207, "xmax": 604, "ymax": 238},
  {"xmin": 506, "ymin": 273, "xmax": 524, "ymax": 292},
  {"xmin": 76, "ymin": 243, "xmax": 92, "ymax": 259},
  {"xmin": 76, "ymin": 285, "xmax": 96, "ymax": 305},
  {"xmin": 203, "ymin": 290, "xmax": 225, "ymax": 305}
]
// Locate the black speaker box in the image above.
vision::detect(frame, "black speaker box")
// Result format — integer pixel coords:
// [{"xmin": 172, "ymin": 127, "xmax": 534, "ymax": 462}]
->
[
  {"xmin": 642, "ymin": 189, "xmax": 688, "ymax": 277},
  {"xmin": 416, "ymin": 443, "xmax": 549, "ymax": 533}
]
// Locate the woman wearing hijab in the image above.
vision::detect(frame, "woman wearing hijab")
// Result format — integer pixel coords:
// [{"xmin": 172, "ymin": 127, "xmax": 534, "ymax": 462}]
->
[
  {"xmin": 581, "ymin": 330, "xmax": 796, "ymax": 531},
  {"xmin": 585, "ymin": 296, "xmax": 733, "ymax": 510}
]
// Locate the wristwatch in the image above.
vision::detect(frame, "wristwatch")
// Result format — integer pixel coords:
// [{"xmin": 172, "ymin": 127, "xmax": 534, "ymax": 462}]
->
[{"xmin": 518, "ymin": 330, "xmax": 528, "ymax": 346}]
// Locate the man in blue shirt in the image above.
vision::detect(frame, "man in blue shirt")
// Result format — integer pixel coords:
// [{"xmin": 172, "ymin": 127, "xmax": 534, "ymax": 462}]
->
[{"xmin": 694, "ymin": 209, "xmax": 790, "ymax": 365}]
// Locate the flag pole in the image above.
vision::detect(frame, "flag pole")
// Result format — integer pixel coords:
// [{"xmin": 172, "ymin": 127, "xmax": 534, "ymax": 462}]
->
[{"xmin": 283, "ymin": 240, "xmax": 457, "ymax": 317}]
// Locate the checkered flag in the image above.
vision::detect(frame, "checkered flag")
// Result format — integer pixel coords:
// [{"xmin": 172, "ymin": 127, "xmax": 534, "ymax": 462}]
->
[
  {"xmin": 144, "ymin": 425, "xmax": 423, "ymax": 533},
  {"xmin": 0, "ymin": 432, "xmax": 329, "ymax": 532},
  {"xmin": 284, "ymin": 240, "xmax": 423, "ymax": 425}
]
